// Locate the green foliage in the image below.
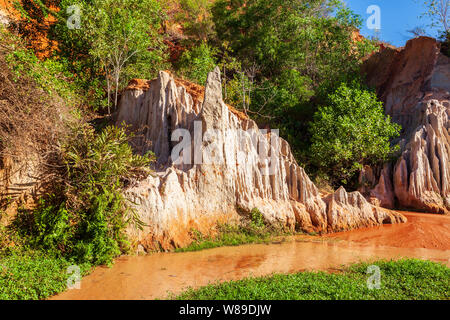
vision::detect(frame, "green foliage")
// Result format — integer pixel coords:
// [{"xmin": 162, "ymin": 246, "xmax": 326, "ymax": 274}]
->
[
  {"xmin": 251, "ymin": 70, "xmax": 314, "ymax": 119},
  {"xmin": 83, "ymin": 0, "xmax": 167, "ymax": 109},
  {"xmin": 175, "ymin": 224, "xmax": 279, "ymax": 253},
  {"xmin": 19, "ymin": 125, "xmax": 154, "ymax": 265},
  {"xmin": 309, "ymin": 83, "xmax": 401, "ymax": 186},
  {"xmin": 0, "ymin": 233, "xmax": 91, "ymax": 300},
  {"xmin": 50, "ymin": 0, "xmax": 106, "ymax": 110},
  {"xmin": 54, "ymin": 0, "xmax": 168, "ymax": 111},
  {"xmin": 212, "ymin": 0, "xmax": 376, "ymax": 82},
  {"xmin": 211, "ymin": 0, "xmax": 378, "ymax": 175},
  {"xmin": 2, "ymin": 31, "xmax": 79, "ymax": 104},
  {"xmin": 222, "ymin": 72, "xmax": 248, "ymax": 108},
  {"xmin": 0, "ymin": 248, "xmax": 73, "ymax": 300},
  {"xmin": 249, "ymin": 208, "xmax": 265, "ymax": 229},
  {"xmin": 175, "ymin": 259, "xmax": 450, "ymax": 300},
  {"xmin": 177, "ymin": 42, "xmax": 217, "ymax": 84}
]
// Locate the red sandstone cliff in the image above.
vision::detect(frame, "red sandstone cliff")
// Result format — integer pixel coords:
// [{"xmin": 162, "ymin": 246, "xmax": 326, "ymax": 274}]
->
[{"xmin": 361, "ymin": 37, "xmax": 450, "ymax": 214}]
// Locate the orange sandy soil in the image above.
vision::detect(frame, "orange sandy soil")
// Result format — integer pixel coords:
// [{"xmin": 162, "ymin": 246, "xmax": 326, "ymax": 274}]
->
[
  {"xmin": 325, "ymin": 212, "xmax": 450, "ymax": 251},
  {"xmin": 0, "ymin": 0, "xmax": 59, "ymax": 59},
  {"xmin": 52, "ymin": 212, "xmax": 449, "ymax": 300}
]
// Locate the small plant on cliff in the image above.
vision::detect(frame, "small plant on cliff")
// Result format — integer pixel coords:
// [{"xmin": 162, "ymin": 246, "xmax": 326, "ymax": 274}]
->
[
  {"xmin": 19, "ymin": 125, "xmax": 154, "ymax": 265},
  {"xmin": 309, "ymin": 82, "xmax": 401, "ymax": 187},
  {"xmin": 249, "ymin": 208, "xmax": 266, "ymax": 229}
]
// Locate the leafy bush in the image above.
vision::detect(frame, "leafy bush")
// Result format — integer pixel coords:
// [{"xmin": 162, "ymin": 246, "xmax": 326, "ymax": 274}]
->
[
  {"xmin": 309, "ymin": 83, "xmax": 401, "ymax": 187},
  {"xmin": 20, "ymin": 125, "xmax": 154, "ymax": 265},
  {"xmin": 249, "ymin": 208, "xmax": 265, "ymax": 229},
  {"xmin": 5, "ymin": 48, "xmax": 77, "ymax": 102},
  {"xmin": 177, "ymin": 42, "xmax": 217, "ymax": 84}
]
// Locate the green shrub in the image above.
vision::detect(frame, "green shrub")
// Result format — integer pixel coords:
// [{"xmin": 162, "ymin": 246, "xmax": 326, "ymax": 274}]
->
[
  {"xmin": 3, "ymin": 32, "xmax": 80, "ymax": 105},
  {"xmin": 309, "ymin": 83, "xmax": 401, "ymax": 187},
  {"xmin": 0, "ymin": 249, "xmax": 69, "ymax": 300},
  {"xmin": 249, "ymin": 208, "xmax": 265, "ymax": 229},
  {"xmin": 18, "ymin": 125, "xmax": 154, "ymax": 265}
]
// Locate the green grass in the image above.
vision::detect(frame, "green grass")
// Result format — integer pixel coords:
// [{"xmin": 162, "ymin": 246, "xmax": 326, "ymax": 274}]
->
[
  {"xmin": 0, "ymin": 248, "xmax": 88, "ymax": 300},
  {"xmin": 175, "ymin": 208, "xmax": 302, "ymax": 253},
  {"xmin": 175, "ymin": 224, "xmax": 295, "ymax": 253},
  {"xmin": 175, "ymin": 259, "xmax": 450, "ymax": 300},
  {"xmin": 0, "ymin": 227, "xmax": 91, "ymax": 300}
]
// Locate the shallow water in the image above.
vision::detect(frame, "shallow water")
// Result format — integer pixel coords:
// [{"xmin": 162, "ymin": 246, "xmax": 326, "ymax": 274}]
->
[{"xmin": 52, "ymin": 212, "xmax": 450, "ymax": 300}]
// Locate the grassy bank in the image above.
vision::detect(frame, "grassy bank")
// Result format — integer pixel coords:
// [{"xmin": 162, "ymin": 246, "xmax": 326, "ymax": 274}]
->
[
  {"xmin": 175, "ymin": 209, "xmax": 299, "ymax": 253},
  {"xmin": 175, "ymin": 259, "xmax": 450, "ymax": 300}
]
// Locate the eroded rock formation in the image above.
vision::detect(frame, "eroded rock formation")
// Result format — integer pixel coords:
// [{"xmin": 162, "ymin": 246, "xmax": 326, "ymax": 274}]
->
[
  {"xmin": 361, "ymin": 37, "xmax": 450, "ymax": 214},
  {"xmin": 117, "ymin": 68, "xmax": 405, "ymax": 250}
]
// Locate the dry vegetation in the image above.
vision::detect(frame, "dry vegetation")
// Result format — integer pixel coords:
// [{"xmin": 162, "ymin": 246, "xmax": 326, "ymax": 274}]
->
[{"xmin": 0, "ymin": 28, "xmax": 71, "ymax": 209}]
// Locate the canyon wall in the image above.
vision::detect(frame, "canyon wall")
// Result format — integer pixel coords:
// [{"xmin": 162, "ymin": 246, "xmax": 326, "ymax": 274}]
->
[
  {"xmin": 117, "ymin": 68, "xmax": 405, "ymax": 251},
  {"xmin": 361, "ymin": 37, "xmax": 450, "ymax": 214}
]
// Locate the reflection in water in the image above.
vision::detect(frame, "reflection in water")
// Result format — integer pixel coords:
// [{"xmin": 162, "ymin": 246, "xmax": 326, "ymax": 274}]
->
[{"xmin": 53, "ymin": 212, "xmax": 450, "ymax": 300}]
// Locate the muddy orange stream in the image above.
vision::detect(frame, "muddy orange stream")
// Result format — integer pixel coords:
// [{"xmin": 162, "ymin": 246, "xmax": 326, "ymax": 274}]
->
[
  {"xmin": 325, "ymin": 212, "xmax": 450, "ymax": 250},
  {"xmin": 52, "ymin": 212, "xmax": 450, "ymax": 300}
]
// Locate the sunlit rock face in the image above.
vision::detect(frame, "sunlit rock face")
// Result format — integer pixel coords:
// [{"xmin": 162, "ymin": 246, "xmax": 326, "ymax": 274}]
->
[
  {"xmin": 117, "ymin": 68, "xmax": 406, "ymax": 251},
  {"xmin": 361, "ymin": 37, "xmax": 450, "ymax": 214}
]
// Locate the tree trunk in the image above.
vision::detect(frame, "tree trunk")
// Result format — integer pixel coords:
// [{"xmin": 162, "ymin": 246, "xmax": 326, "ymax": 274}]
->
[
  {"xmin": 114, "ymin": 69, "xmax": 120, "ymax": 110},
  {"xmin": 106, "ymin": 65, "xmax": 111, "ymax": 115}
]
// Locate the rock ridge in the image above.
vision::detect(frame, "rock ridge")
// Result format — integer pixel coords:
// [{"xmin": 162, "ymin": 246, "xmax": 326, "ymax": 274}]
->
[{"xmin": 117, "ymin": 67, "xmax": 406, "ymax": 251}]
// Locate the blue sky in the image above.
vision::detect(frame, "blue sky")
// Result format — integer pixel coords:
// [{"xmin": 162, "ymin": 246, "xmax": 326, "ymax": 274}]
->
[{"xmin": 344, "ymin": 0, "xmax": 439, "ymax": 46}]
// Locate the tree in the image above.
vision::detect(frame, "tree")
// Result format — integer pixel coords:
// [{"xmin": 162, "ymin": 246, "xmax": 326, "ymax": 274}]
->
[
  {"xmin": 211, "ymin": 0, "xmax": 376, "ymax": 115},
  {"xmin": 407, "ymin": 26, "xmax": 428, "ymax": 37},
  {"xmin": 63, "ymin": 0, "xmax": 167, "ymax": 113},
  {"xmin": 420, "ymin": 0, "xmax": 449, "ymax": 32},
  {"xmin": 309, "ymin": 83, "xmax": 401, "ymax": 187},
  {"xmin": 211, "ymin": 0, "xmax": 377, "ymax": 168},
  {"xmin": 211, "ymin": 0, "xmax": 374, "ymax": 81}
]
